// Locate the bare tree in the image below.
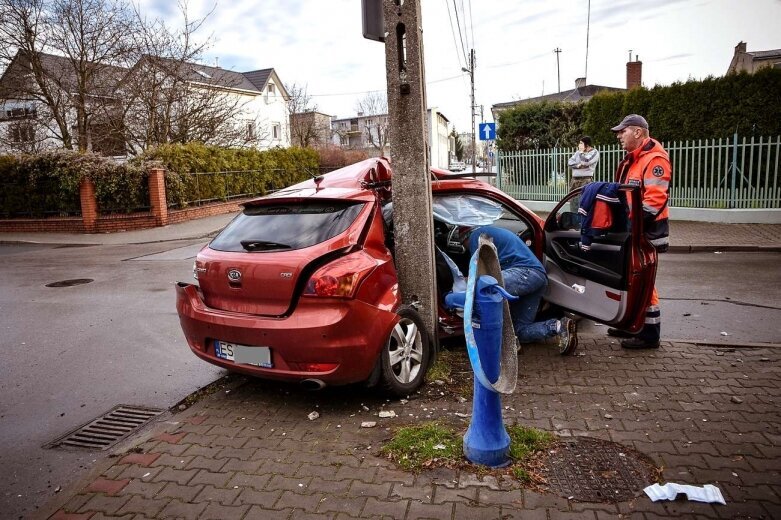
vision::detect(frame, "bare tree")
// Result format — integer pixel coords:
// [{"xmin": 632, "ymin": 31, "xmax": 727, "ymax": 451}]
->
[
  {"xmin": 0, "ymin": 0, "xmax": 136, "ymax": 153},
  {"xmin": 286, "ymin": 82, "xmax": 329, "ymax": 148},
  {"xmin": 116, "ymin": 3, "xmax": 268, "ymax": 153},
  {"xmin": 0, "ymin": 0, "xmax": 267, "ymax": 155},
  {"xmin": 354, "ymin": 91, "xmax": 389, "ymax": 154}
]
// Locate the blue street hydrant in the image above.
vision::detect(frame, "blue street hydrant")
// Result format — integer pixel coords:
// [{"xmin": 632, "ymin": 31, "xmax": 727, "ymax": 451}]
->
[{"xmin": 445, "ymin": 238, "xmax": 518, "ymax": 467}]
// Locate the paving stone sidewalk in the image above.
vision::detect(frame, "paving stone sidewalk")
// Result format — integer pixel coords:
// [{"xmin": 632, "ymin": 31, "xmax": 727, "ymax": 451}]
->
[{"xmin": 40, "ymin": 338, "xmax": 780, "ymax": 520}]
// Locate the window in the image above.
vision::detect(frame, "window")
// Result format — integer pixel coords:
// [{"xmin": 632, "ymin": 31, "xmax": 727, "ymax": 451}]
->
[
  {"xmin": 2, "ymin": 105, "xmax": 37, "ymax": 121},
  {"xmin": 246, "ymin": 122, "xmax": 255, "ymax": 140},
  {"xmin": 8, "ymin": 122, "xmax": 35, "ymax": 143},
  {"xmin": 209, "ymin": 201, "xmax": 366, "ymax": 253},
  {"xmin": 272, "ymin": 123, "xmax": 281, "ymax": 140},
  {"xmin": 268, "ymin": 83, "xmax": 275, "ymax": 95}
]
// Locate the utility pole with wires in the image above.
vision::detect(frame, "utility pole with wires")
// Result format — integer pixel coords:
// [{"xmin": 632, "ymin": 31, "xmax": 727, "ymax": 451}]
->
[
  {"xmin": 463, "ymin": 49, "xmax": 476, "ymax": 174},
  {"xmin": 362, "ymin": 0, "xmax": 438, "ymax": 344},
  {"xmin": 554, "ymin": 47, "xmax": 562, "ymax": 93}
]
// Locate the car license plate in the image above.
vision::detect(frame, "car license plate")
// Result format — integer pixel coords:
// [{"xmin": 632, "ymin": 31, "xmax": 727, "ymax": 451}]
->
[{"xmin": 215, "ymin": 341, "xmax": 272, "ymax": 368}]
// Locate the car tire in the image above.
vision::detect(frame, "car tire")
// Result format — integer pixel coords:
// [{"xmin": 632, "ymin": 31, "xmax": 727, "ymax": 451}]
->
[{"xmin": 381, "ymin": 305, "xmax": 431, "ymax": 397}]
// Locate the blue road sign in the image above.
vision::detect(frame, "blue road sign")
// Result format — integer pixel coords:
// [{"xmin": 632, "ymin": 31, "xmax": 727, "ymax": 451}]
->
[{"xmin": 479, "ymin": 122, "xmax": 496, "ymax": 141}]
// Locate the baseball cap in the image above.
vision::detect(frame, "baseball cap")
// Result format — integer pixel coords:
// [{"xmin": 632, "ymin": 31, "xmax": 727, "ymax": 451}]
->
[{"xmin": 611, "ymin": 114, "xmax": 648, "ymax": 132}]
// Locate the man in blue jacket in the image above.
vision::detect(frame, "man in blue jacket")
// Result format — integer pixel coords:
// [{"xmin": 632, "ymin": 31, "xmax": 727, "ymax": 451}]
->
[{"xmin": 468, "ymin": 226, "xmax": 578, "ymax": 354}]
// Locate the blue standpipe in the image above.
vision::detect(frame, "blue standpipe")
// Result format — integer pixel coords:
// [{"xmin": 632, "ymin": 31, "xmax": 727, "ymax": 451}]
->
[{"xmin": 445, "ymin": 271, "xmax": 517, "ymax": 467}]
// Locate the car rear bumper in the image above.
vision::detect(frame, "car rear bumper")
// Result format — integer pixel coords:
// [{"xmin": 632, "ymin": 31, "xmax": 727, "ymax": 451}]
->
[{"xmin": 175, "ymin": 282, "xmax": 397, "ymax": 385}]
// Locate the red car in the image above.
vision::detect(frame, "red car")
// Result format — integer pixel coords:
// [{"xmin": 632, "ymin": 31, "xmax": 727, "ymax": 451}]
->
[{"xmin": 176, "ymin": 157, "xmax": 656, "ymax": 396}]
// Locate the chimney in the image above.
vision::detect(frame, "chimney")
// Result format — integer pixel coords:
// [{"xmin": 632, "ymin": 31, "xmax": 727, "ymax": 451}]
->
[
  {"xmin": 574, "ymin": 77, "xmax": 586, "ymax": 89},
  {"xmin": 626, "ymin": 55, "xmax": 642, "ymax": 90},
  {"xmin": 735, "ymin": 41, "xmax": 747, "ymax": 54}
]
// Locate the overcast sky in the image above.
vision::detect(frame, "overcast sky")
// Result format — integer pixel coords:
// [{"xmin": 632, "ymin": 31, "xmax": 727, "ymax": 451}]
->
[{"xmin": 138, "ymin": 0, "xmax": 781, "ymax": 132}]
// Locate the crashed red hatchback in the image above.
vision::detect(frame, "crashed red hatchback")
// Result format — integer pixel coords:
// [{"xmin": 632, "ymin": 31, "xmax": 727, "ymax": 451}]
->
[{"xmin": 176, "ymin": 157, "xmax": 656, "ymax": 395}]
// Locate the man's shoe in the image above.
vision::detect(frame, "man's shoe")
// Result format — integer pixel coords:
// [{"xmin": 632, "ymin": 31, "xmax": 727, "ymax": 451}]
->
[
  {"xmin": 607, "ymin": 327, "xmax": 635, "ymax": 338},
  {"xmin": 620, "ymin": 337, "xmax": 660, "ymax": 349},
  {"xmin": 558, "ymin": 317, "xmax": 578, "ymax": 355}
]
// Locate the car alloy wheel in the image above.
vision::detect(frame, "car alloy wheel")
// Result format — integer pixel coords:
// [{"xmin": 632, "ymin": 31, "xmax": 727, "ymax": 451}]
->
[{"xmin": 381, "ymin": 305, "xmax": 430, "ymax": 396}]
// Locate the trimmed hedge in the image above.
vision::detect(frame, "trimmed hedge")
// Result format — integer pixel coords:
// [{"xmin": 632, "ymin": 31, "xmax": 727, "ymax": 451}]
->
[
  {"xmin": 497, "ymin": 68, "xmax": 781, "ymax": 149},
  {"xmin": 0, "ymin": 144, "xmax": 321, "ymax": 217},
  {"xmin": 497, "ymin": 101, "xmax": 585, "ymax": 151},
  {"xmin": 0, "ymin": 150, "xmax": 147, "ymax": 217},
  {"xmin": 136, "ymin": 143, "xmax": 318, "ymax": 208},
  {"xmin": 584, "ymin": 68, "xmax": 781, "ymax": 144}
]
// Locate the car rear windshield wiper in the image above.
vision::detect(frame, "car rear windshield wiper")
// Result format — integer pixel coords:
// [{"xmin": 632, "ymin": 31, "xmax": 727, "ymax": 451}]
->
[{"xmin": 240, "ymin": 240, "xmax": 292, "ymax": 251}]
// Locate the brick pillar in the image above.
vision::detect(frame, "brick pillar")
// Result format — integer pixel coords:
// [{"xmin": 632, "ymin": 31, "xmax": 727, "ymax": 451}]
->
[
  {"xmin": 79, "ymin": 178, "xmax": 98, "ymax": 233},
  {"xmin": 148, "ymin": 168, "xmax": 168, "ymax": 227},
  {"xmin": 627, "ymin": 60, "xmax": 642, "ymax": 90}
]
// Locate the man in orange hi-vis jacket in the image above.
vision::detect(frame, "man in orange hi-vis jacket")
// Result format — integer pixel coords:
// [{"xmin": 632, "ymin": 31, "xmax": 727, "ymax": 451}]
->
[{"xmin": 607, "ymin": 114, "xmax": 671, "ymax": 349}]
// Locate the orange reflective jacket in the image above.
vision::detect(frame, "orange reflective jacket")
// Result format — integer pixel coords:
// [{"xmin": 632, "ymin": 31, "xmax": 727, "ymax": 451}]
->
[{"xmin": 614, "ymin": 138, "xmax": 671, "ymax": 250}]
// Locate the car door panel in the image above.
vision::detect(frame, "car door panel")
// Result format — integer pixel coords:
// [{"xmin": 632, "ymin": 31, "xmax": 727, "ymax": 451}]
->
[{"xmin": 543, "ymin": 185, "xmax": 656, "ymax": 330}]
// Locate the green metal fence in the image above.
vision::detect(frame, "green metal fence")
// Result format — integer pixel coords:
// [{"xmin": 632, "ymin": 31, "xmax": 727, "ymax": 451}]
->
[{"xmin": 497, "ymin": 134, "xmax": 781, "ymax": 209}]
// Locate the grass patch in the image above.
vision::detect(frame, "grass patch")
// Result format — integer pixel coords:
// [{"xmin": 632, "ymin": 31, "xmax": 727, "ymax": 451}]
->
[
  {"xmin": 380, "ymin": 422, "xmax": 462, "ymax": 470},
  {"xmin": 381, "ymin": 422, "xmax": 555, "ymax": 483},
  {"xmin": 426, "ymin": 350, "xmax": 455, "ymax": 382},
  {"xmin": 507, "ymin": 424, "xmax": 555, "ymax": 461}
]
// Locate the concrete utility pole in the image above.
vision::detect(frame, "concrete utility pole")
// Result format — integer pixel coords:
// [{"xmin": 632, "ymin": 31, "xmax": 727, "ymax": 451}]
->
[
  {"xmin": 463, "ymin": 49, "xmax": 476, "ymax": 174},
  {"xmin": 383, "ymin": 0, "xmax": 438, "ymax": 343},
  {"xmin": 554, "ymin": 47, "xmax": 562, "ymax": 93}
]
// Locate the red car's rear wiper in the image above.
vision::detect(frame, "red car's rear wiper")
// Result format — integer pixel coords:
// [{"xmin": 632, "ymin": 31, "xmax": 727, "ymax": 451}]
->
[{"xmin": 240, "ymin": 240, "xmax": 292, "ymax": 252}]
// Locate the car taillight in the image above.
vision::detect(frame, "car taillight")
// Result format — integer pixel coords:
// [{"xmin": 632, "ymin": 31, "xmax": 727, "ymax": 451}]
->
[{"xmin": 303, "ymin": 251, "xmax": 377, "ymax": 299}]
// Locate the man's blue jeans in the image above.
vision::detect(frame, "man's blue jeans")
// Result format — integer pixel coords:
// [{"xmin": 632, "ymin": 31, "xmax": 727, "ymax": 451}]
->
[{"xmin": 501, "ymin": 267, "xmax": 559, "ymax": 343}]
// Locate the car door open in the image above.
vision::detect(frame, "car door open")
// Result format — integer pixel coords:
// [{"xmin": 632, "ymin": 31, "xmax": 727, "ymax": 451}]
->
[{"xmin": 542, "ymin": 185, "xmax": 657, "ymax": 332}]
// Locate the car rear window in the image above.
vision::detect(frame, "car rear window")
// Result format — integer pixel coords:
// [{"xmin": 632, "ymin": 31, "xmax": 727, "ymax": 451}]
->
[{"xmin": 209, "ymin": 201, "xmax": 366, "ymax": 252}]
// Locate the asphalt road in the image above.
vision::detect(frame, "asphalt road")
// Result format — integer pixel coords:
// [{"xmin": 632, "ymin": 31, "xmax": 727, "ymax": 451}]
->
[
  {"xmin": 0, "ymin": 240, "xmax": 223, "ymax": 519},
  {"xmin": 0, "ymin": 242, "xmax": 779, "ymax": 519}
]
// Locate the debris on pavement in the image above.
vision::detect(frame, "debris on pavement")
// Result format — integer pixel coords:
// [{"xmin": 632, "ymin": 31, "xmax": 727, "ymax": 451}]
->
[
  {"xmin": 644, "ymin": 483, "xmax": 726, "ymax": 505},
  {"xmin": 379, "ymin": 410, "xmax": 396, "ymax": 418},
  {"xmin": 720, "ymin": 331, "xmax": 730, "ymax": 336},
  {"xmin": 307, "ymin": 411, "xmax": 319, "ymax": 421},
  {"xmin": 361, "ymin": 421, "xmax": 377, "ymax": 428}
]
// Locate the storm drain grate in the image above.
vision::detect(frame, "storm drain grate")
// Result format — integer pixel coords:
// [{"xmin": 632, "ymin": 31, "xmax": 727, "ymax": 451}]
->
[
  {"xmin": 47, "ymin": 405, "xmax": 163, "ymax": 451},
  {"xmin": 45, "ymin": 278, "xmax": 94, "ymax": 288},
  {"xmin": 539, "ymin": 437, "xmax": 659, "ymax": 503}
]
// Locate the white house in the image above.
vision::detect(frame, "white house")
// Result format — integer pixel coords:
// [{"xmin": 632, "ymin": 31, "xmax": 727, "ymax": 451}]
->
[{"xmin": 0, "ymin": 50, "xmax": 291, "ymax": 155}]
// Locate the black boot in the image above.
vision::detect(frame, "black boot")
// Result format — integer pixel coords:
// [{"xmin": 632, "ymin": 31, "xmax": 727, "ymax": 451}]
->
[
  {"xmin": 621, "ymin": 309, "xmax": 660, "ymax": 349},
  {"xmin": 607, "ymin": 328, "xmax": 635, "ymax": 338}
]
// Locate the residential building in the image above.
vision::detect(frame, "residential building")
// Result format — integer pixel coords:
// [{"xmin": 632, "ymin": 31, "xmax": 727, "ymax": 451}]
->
[
  {"xmin": 490, "ymin": 58, "xmax": 642, "ymax": 121},
  {"xmin": 0, "ymin": 50, "xmax": 291, "ymax": 155},
  {"xmin": 727, "ymin": 41, "xmax": 781, "ymax": 74},
  {"xmin": 427, "ymin": 108, "xmax": 450, "ymax": 169},
  {"xmin": 331, "ymin": 113, "xmax": 390, "ymax": 156},
  {"xmin": 289, "ymin": 110, "xmax": 332, "ymax": 148},
  {"xmin": 331, "ymin": 108, "xmax": 451, "ymax": 166}
]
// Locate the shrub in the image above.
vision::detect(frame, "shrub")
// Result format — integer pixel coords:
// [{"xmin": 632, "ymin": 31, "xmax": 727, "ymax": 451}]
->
[
  {"xmin": 0, "ymin": 150, "xmax": 147, "ymax": 217},
  {"xmin": 136, "ymin": 143, "xmax": 319, "ymax": 208}
]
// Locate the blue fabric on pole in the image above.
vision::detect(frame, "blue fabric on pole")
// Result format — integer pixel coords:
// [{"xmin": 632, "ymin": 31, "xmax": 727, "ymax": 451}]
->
[{"xmin": 461, "ymin": 252, "xmax": 517, "ymax": 393}]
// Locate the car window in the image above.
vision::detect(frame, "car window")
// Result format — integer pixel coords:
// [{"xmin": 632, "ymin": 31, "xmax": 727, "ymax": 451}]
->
[
  {"xmin": 432, "ymin": 194, "xmax": 504, "ymax": 226},
  {"xmin": 209, "ymin": 201, "xmax": 365, "ymax": 252}
]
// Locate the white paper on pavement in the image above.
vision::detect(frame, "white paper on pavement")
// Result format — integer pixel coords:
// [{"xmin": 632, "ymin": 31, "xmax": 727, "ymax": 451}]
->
[{"xmin": 644, "ymin": 483, "xmax": 726, "ymax": 505}]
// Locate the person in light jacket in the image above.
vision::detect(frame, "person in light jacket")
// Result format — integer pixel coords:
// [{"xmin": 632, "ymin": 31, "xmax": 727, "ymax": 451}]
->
[{"xmin": 567, "ymin": 136, "xmax": 599, "ymax": 211}]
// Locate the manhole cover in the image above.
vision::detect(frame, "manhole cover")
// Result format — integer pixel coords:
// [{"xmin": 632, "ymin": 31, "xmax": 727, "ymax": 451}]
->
[
  {"xmin": 47, "ymin": 405, "xmax": 163, "ymax": 450},
  {"xmin": 539, "ymin": 437, "xmax": 658, "ymax": 502},
  {"xmin": 45, "ymin": 278, "xmax": 94, "ymax": 287}
]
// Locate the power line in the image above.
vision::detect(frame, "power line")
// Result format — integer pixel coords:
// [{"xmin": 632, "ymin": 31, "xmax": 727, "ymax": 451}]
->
[
  {"xmin": 451, "ymin": 0, "xmax": 468, "ymax": 64},
  {"xmin": 585, "ymin": 0, "xmax": 591, "ymax": 82},
  {"xmin": 309, "ymin": 73, "xmax": 468, "ymax": 98},
  {"xmin": 444, "ymin": 0, "xmax": 464, "ymax": 70}
]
